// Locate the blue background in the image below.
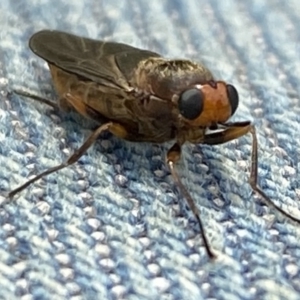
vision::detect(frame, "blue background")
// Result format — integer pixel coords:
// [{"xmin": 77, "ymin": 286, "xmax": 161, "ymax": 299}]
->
[{"xmin": 1, "ymin": 1, "xmax": 300, "ymax": 299}]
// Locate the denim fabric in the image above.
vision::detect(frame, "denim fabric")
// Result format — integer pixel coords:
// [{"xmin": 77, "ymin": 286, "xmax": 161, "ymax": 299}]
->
[{"xmin": 0, "ymin": 1, "xmax": 300, "ymax": 299}]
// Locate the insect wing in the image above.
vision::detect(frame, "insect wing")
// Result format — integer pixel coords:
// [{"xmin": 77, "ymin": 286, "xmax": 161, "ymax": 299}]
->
[{"xmin": 29, "ymin": 30, "xmax": 161, "ymax": 88}]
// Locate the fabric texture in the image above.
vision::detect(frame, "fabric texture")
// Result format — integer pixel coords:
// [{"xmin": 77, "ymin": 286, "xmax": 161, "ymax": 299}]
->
[{"xmin": 1, "ymin": 1, "xmax": 300, "ymax": 299}]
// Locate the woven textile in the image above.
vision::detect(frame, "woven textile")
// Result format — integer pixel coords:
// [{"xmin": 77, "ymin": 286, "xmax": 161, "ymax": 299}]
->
[{"xmin": 0, "ymin": 1, "xmax": 300, "ymax": 299}]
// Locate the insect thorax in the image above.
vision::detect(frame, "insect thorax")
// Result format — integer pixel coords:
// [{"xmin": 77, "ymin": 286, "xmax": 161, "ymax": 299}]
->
[{"xmin": 131, "ymin": 57, "xmax": 214, "ymax": 100}]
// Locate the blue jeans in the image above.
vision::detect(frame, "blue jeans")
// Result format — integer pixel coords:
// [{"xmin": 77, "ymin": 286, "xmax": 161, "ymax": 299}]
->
[{"xmin": 0, "ymin": 1, "xmax": 299, "ymax": 299}]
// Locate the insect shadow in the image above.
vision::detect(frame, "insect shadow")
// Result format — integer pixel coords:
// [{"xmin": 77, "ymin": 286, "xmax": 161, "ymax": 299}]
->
[{"xmin": 6, "ymin": 30, "xmax": 300, "ymax": 259}]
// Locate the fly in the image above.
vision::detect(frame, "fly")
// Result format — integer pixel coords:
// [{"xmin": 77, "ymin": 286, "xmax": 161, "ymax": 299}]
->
[{"xmin": 7, "ymin": 30, "xmax": 300, "ymax": 259}]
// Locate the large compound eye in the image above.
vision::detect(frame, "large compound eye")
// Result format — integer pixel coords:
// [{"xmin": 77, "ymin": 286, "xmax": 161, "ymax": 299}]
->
[
  {"xmin": 178, "ymin": 88, "xmax": 204, "ymax": 120},
  {"xmin": 226, "ymin": 84, "xmax": 239, "ymax": 115}
]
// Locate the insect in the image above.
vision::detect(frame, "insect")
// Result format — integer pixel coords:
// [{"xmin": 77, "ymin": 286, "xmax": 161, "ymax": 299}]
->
[{"xmin": 8, "ymin": 30, "xmax": 300, "ymax": 259}]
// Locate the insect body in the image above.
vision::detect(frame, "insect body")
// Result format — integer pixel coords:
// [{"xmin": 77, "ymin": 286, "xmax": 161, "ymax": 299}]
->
[{"xmin": 8, "ymin": 30, "xmax": 300, "ymax": 259}]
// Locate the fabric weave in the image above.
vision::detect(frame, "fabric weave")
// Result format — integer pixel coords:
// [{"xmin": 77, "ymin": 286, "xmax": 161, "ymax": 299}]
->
[{"xmin": 0, "ymin": 1, "xmax": 300, "ymax": 299}]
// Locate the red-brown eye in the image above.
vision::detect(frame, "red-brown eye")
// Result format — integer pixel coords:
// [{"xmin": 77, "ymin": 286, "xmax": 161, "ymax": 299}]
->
[
  {"xmin": 178, "ymin": 88, "xmax": 204, "ymax": 120},
  {"xmin": 226, "ymin": 84, "xmax": 239, "ymax": 116}
]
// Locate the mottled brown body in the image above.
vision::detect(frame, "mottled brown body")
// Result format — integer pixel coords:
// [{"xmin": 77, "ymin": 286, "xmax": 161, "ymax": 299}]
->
[
  {"xmin": 49, "ymin": 57, "xmax": 213, "ymax": 143},
  {"xmin": 28, "ymin": 30, "xmax": 235, "ymax": 146},
  {"xmin": 9, "ymin": 30, "xmax": 300, "ymax": 260}
]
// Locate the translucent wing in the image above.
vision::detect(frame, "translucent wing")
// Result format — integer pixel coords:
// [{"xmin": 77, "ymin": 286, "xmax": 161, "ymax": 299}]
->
[{"xmin": 29, "ymin": 30, "xmax": 161, "ymax": 88}]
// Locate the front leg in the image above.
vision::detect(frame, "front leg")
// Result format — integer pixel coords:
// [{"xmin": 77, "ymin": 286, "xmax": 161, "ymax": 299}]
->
[
  {"xmin": 203, "ymin": 121, "xmax": 300, "ymax": 224},
  {"xmin": 166, "ymin": 143, "xmax": 216, "ymax": 259}
]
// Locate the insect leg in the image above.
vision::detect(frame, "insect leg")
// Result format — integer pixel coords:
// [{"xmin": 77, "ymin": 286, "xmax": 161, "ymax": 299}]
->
[
  {"xmin": 167, "ymin": 143, "xmax": 216, "ymax": 259},
  {"xmin": 248, "ymin": 126, "xmax": 300, "ymax": 223},
  {"xmin": 203, "ymin": 122, "xmax": 300, "ymax": 224},
  {"xmin": 8, "ymin": 121, "xmax": 126, "ymax": 199},
  {"xmin": 203, "ymin": 121, "xmax": 252, "ymax": 145},
  {"xmin": 13, "ymin": 89, "xmax": 59, "ymax": 110}
]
